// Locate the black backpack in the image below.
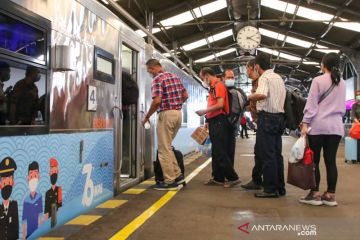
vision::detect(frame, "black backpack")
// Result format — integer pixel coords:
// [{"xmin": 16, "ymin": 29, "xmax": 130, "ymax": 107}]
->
[
  {"xmin": 283, "ymin": 90, "xmax": 306, "ymax": 130},
  {"xmin": 211, "ymin": 82, "xmax": 248, "ymax": 126},
  {"xmin": 122, "ymin": 71, "xmax": 139, "ymax": 105},
  {"xmin": 154, "ymin": 146, "xmax": 184, "ymax": 184}
]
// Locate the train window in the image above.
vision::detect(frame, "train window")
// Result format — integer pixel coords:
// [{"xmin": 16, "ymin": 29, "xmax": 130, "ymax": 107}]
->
[
  {"xmin": 94, "ymin": 46, "xmax": 115, "ymax": 84},
  {"xmin": 181, "ymin": 102, "xmax": 188, "ymax": 126},
  {"xmin": 0, "ymin": 10, "xmax": 46, "ymax": 63},
  {"xmin": 0, "ymin": 57, "xmax": 48, "ymax": 135}
]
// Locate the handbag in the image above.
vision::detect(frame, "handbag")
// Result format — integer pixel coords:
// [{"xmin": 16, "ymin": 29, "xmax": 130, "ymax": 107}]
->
[
  {"xmin": 287, "ymin": 140, "xmax": 316, "ymax": 190},
  {"xmin": 191, "ymin": 126, "xmax": 209, "ymax": 145},
  {"xmin": 349, "ymin": 123, "xmax": 360, "ymax": 139}
]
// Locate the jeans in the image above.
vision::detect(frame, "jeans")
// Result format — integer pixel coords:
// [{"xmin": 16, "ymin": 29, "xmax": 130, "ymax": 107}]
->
[
  {"xmin": 256, "ymin": 112, "xmax": 285, "ymax": 193},
  {"xmin": 208, "ymin": 114, "xmax": 239, "ymax": 182},
  {"xmin": 252, "ymin": 138, "xmax": 263, "ymax": 185},
  {"xmin": 308, "ymin": 135, "xmax": 341, "ymax": 193}
]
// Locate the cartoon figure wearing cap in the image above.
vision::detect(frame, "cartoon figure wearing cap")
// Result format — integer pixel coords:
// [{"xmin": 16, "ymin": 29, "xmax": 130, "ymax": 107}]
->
[
  {"xmin": 44, "ymin": 158, "xmax": 62, "ymax": 227},
  {"xmin": 0, "ymin": 157, "xmax": 19, "ymax": 240},
  {"xmin": 22, "ymin": 161, "xmax": 42, "ymax": 239}
]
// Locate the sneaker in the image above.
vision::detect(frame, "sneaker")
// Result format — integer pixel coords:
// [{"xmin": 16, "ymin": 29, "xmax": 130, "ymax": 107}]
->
[
  {"xmin": 153, "ymin": 182, "xmax": 180, "ymax": 191},
  {"xmin": 241, "ymin": 180, "xmax": 262, "ymax": 190},
  {"xmin": 175, "ymin": 174, "xmax": 186, "ymax": 185},
  {"xmin": 299, "ymin": 191, "xmax": 322, "ymax": 206},
  {"xmin": 224, "ymin": 179, "xmax": 241, "ymax": 188},
  {"xmin": 204, "ymin": 179, "xmax": 223, "ymax": 186},
  {"xmin": 321, "ymin": 192, "xmax": 338, "ymax": 207}
]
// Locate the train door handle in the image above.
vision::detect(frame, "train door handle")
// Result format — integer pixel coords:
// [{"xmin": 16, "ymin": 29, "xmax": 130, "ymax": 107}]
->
[{"xmin": 112, "ymin": 106, "xmax": 123, "ymax": 119}]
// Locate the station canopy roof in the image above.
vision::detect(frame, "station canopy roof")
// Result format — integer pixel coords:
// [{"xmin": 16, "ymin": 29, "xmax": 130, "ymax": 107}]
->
[{"xmin": 100, "ymin": 0, "xmax": 360, "ymax": 93}]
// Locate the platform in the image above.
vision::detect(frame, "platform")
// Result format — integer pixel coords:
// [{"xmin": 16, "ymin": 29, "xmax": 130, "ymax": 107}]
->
[{"xmin": 40, "ymin": 135, "xmax": 360, "ymax": 240}]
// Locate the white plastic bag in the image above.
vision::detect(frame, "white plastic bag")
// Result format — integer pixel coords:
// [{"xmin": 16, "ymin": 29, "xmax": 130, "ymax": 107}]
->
[{"xmin": 289, "ymin": 136, "xmax": 306, "ymax": 163}]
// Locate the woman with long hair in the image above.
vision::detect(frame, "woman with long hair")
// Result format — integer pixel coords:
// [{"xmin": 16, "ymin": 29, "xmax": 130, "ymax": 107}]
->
[{"xmin": 299, "ymin": 52, "xmax": 346, "ymax": 206}]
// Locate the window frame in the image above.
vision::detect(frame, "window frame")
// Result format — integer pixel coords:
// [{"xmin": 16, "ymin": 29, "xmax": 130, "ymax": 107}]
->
[
  {"xmin": 93, "ymin": 46, "xmax": 115, "ymax": 84},
  {"xmin": 0, "ymin": 0, "xmax": 51, "ymax": 136}
]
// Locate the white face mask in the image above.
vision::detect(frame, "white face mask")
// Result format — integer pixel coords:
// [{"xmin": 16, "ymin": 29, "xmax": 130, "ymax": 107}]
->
[
  {"xmin": 29, "ymin": 178, "xmax": 39, "ymax": 192},
  {"xmin": 225, "ymin": 79, "xmax": 235, "ymax": 87},
  {"xmin": 202, "ymin": 79, "xmax": 210, "ymax": 88}
]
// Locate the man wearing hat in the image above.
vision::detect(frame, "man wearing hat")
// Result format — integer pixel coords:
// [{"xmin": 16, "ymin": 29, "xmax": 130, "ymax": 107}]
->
[
  {"xmin": 0, "ymin": 157, "xmax": 19, "ymax": 240},
  {"xmin": 45, "ymin": 158, "xmax": 62, "ymax": 227},
  {"xmin": 22, "ymin": 161, "xmax": 43, "ymax": 239}
]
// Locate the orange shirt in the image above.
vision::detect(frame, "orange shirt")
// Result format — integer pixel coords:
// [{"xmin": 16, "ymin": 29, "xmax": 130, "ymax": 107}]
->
[{"xmin": 206, "ymin": 80, "xmax": 229, "ymax": 119}]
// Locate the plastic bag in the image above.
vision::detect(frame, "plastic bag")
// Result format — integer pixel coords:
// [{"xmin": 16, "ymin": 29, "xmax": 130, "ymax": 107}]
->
[{"xmin": 289, "ymin": 136, "xmax": 306, "ymax": 163}]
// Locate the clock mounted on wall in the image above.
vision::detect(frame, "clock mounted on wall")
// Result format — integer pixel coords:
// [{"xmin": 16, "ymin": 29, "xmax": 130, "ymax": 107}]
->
[{"xmin": 236, "ymin": 26, "xmax": 261, "ymax": 51}]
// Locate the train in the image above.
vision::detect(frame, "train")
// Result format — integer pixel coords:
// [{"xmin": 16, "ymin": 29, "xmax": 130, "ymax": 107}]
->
[{"xmin": 0, "ymin": 0, "xmax": 207, "ymax": 239}]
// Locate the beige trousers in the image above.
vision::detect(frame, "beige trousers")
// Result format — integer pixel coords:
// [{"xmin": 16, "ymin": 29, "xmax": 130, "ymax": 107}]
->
[{"xmin": 157, "ymin": 110, "xmax": 182, "ymax": 183}]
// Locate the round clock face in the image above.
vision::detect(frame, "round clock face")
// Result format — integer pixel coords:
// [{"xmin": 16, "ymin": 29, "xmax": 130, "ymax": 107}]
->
[{"xmin": 237, "ymin": 26, "xmax": 261, "ymax": 51}]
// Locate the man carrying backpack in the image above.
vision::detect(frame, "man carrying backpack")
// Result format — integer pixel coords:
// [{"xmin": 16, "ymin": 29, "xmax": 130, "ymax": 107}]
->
[
  {"xmin": 222, "ymin": 68, "xmax": 247, "ymax": 166},
  {"xmin": 196, "ymin": 67, "xmax": 240, "ymax": 188}
]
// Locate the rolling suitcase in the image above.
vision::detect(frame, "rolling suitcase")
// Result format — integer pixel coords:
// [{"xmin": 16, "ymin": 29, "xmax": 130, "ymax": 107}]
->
[
  {"xmin": 345, "ymin": 137, "xmax": 358, "ymax": 163},
  {"xmin": 154, "ymin": 146, "xmax": 185, "ymax": 184}
]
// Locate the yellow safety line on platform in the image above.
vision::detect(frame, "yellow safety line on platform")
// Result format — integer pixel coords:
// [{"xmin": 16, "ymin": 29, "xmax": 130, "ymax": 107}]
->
[
  {"xmin": 110, "ymin": 158, "xmax": 212, "ymax": 240},
  {"xmin": 66, "ymin": 215, "xmax": 102, "ymax": 226},
  {"xmin": 96, "ymin": 199, "xmax": 128, "ymax": 209},
  {"xmin": 123, "ymin": 188, "xmax": 146, "ymax": 194}
]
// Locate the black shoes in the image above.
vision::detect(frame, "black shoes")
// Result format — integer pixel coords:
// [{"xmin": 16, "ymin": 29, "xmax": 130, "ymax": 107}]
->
[
  {"xmin": 241, "ymin": 180, "xmax": 262, "ymax": 190},
  {"xmin": 254, "ymin": 192, "xmax": 279, "ymax": 198},
  {"xmin": 278, "ymin": 188, "xmax": 286, "ymax": 196}
]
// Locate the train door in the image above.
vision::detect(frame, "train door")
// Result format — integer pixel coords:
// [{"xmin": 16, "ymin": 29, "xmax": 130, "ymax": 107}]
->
[{"xmin": 120, "ymin": 44, "xmax": 138, "ymax": 179}]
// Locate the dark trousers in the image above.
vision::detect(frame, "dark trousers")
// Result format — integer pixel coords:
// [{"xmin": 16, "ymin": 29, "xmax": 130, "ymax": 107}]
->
[
  {"xmin": 256, "ymin": 112, "xmax": 285, "ymax": 193},
  {"xmin": 308, "ymin": 135, "xmax": 341, "ymax": 193},
  {"xmin": 209, "ymin": 115, "xmax": 239, "ymax": 182},
  {"xmin": 229, "ymin": 125, "xmax": 237, "ymax": 167},
  {"xmin": 241, "ymin": 124, "xmax": 248, "ymax": 138},
  {"xmin": 252, "ymin": 138, "xmax": 263, "ymax": 185}
]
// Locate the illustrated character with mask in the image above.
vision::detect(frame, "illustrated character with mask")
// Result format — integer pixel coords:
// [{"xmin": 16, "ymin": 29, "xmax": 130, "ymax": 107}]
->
[
  {"xmin": 44, "ymin": 158, "xmax": 62, "ymax": 227},
  {"xmin": 9, "ymin": 66, "xmax": 40, "ymax": 125},
  {"xmin": 22, "ymin": 161, "xmax": 42, "ymax": 239},
  {"xmin": 0, "ymin": 157, "xmax": 19, "ymax": 240},
  {"xmin": 0, "ymin": 61, "xmax": 12, "ymax": 125}
]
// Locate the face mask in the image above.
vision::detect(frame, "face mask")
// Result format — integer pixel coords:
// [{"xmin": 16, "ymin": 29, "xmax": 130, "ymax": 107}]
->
[
  {"xmin": 1, "ymin": 185, "xmax": 12, "ymax": 200},
  {"xmin": 29, "ymin": 178, "xmax": 39, "ymax": 192},
  {"xmin": 50, "ymin": 173, "xmax": 58, "ymax": 185},
  {"xmin": 202, "ymin": 79, "xmax": 210, "ymax": 88},
  {"xmin": 225, "ymin": 79, "xmax": 235, "ymax": 87}
]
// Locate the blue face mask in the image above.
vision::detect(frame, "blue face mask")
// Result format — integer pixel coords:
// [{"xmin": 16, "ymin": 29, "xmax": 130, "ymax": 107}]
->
[{"xmin": 224, "ymin": 79, "xmax": 235, "ymax": 87}]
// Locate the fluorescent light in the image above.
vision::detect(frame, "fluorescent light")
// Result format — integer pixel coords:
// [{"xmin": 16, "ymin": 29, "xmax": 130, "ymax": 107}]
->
[
  {"xmin": 182, "ymin": 29, "xmax": 232, "ymax": 51},
  {"xmin": 259, "ymin": 28, "xmax": 338, "ymax": 53},
  {"xmin": 101, "ymin": 0, "xmax": 109, "ymax": 4},
  {"xmin": 258, "ymin": 47, "xmax": 301, "ymax": 61},
  {"xmin": 261, "ymin": 0, "xmax": 360, "ymax": 32},
  {"xmin": 208, "ymin": 29, "xmax": 233, "ymax": 42},
  {"xmin": 216, "ymin": 48, "xmax": 236, "ymax": 57},
  {"xmin": 135, "ymin": 28, "xmax": 161, "ymax": 38},
  {"xmin": 195, "ymin": 54, "xmax": 216, "ymax": 63},
  {"xmin": 183, "ymin": 39, "xmax": 208, "ymax": 51},
  {"xmin": 193, "ymin": 0, "xmax": 227, "ymax": 18},
  {"xmin": 160, "ymin": 11, "xmax": 194, "ymax": 26},
  {"xmin": 303, "ymin": 61, "xmax": 320, "ymax": 65},
  {"xmin": 194, "ymin": 48, "xmax": 236, "ymax": 63}
]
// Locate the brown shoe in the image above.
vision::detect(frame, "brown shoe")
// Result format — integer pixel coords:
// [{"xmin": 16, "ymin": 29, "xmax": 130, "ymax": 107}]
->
[
  {"xmin": 224, "ymin": 179, "xmax": 241, "ymax": 188},
  {"xmin": 204, "ymin": 179, "xmax": 223, "ymax": 186},
  {"xmin": 321, "ymin": 192, "xmax": 338, "ymax": 207},
  {"xmin": 299, "ymin": 191, "xmax": 322, "ymax": 206}
]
